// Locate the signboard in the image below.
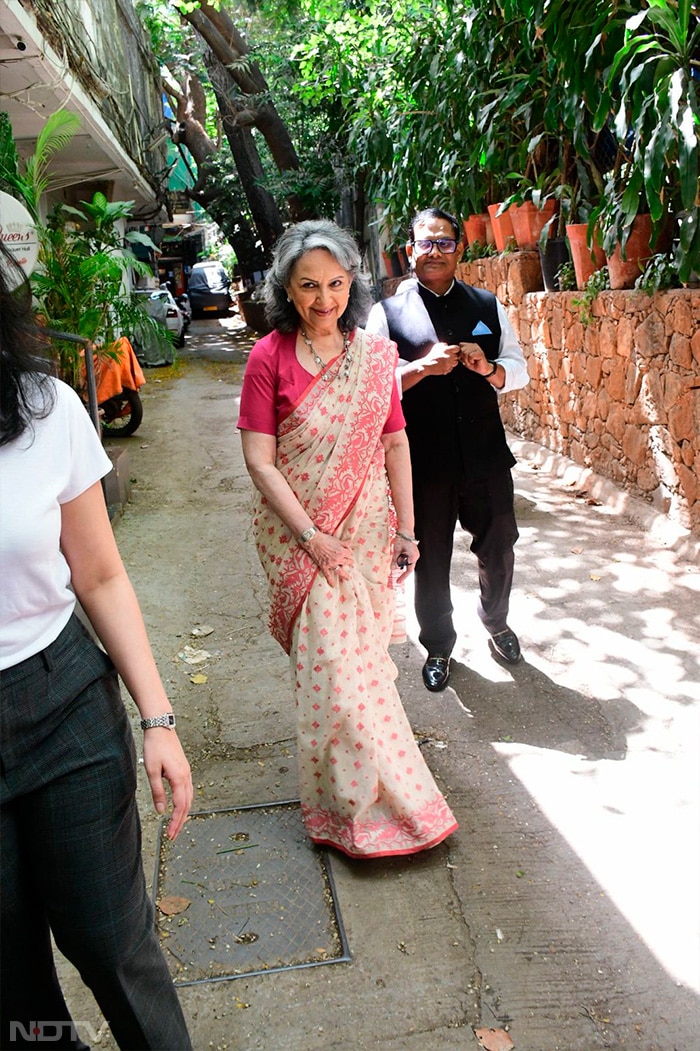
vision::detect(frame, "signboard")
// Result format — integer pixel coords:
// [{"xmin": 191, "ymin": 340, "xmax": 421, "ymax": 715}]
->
[{"xmin": 0, "ymin": 190, "xmax": 39, "ymax": 286}]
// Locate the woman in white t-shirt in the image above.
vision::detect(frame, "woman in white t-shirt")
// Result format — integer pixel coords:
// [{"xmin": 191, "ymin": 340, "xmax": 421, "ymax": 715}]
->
[{"xmin": 0, "ymin": 249, "xmax": 193, "ymax": 1049}]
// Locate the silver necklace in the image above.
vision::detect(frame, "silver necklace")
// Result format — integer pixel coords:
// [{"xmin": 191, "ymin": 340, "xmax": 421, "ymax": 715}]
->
[{"xmin": 301, "ymin": 328, "xmax": 353, "ymax": 381}]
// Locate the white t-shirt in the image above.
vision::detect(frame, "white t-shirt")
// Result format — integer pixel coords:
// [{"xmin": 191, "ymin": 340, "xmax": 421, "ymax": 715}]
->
[{"xmin": 0, "ymin": 378, "xmax": 112, "ymax": 669}]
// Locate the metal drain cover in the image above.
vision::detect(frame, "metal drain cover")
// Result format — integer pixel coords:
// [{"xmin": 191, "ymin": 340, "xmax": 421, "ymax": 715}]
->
[{"xmin": 154, "ymin": 800, "xmax": 350, "ymax": 985}]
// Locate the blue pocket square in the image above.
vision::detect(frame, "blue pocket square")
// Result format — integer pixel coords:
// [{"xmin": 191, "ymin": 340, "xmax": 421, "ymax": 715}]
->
[{"xmin": 472, "ymin": 321, "xmax": 492, "ymax": 336}]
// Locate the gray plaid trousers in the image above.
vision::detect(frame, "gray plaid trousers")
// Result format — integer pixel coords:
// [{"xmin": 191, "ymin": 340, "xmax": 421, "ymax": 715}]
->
[{"xmin": 0, "ymin": 615, "xmax": 191, "ymax": 1050}]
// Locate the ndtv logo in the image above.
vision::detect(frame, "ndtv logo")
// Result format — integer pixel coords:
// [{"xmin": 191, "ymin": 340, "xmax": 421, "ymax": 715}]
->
[{"xmin": 9, "ymin": 1021, "xmax": 110, "ymax": 1042}]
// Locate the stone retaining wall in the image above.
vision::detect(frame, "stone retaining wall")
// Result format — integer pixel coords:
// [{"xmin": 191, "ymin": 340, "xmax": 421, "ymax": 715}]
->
[{"xmin": 446, "ymin": 257, "xmax": 700, "ymax": 536}]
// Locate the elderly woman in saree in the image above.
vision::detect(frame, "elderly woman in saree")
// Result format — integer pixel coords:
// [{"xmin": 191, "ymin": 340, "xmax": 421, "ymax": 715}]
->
[{"xmin": 238, "ymin": 220, "xmax": 457, "ymax": 858}]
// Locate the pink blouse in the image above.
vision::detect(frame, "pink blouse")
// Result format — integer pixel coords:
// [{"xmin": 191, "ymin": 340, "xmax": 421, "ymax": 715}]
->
[{"xmin": 238, "ymin": 329, "xmax": 405, "ymax": 436}]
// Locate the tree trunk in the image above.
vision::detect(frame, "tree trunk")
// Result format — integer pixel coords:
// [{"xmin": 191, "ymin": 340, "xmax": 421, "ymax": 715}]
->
[
  {"xmin": 205, "ymin": 52, "xmax": 284, "ymax": 262},
  {"xmin": 165, "ymin": 74, "xmax": 218, "ymax": 196},
  {"xmin": 181, "ymin": 2, "xmax": 301, "ymax": 175}
]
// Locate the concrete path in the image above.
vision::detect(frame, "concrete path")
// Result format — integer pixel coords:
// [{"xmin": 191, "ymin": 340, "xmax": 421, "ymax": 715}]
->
[{"xmin": 61, "ymin": 316, "xmax": 699, "ymax": 1050}]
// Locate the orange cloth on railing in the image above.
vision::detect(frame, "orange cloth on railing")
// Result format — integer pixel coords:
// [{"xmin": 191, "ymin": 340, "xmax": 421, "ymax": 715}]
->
[{"xmin": 88, "ymin": 337, "xmax": 146, "ymax": 402}]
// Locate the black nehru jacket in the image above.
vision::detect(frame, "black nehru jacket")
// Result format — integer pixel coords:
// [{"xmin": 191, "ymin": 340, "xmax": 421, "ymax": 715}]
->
[{"xmin": 381, "ymin": 279, "xmax": 516, "ymax": 481}]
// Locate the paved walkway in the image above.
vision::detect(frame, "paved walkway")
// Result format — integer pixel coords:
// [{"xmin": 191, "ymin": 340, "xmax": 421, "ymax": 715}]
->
[{"xmin": 61, "ymin": 317, "xmax": 699, "ymax": 1050}]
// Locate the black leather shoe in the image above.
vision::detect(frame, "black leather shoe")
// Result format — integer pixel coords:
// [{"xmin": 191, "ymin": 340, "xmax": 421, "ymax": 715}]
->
[
  {"xmin": 422, "ymin": 654, "xmax": 451, "ymax": 691},
  {"xmin": 490, "ymin": 628, "xmax": 522, "ymax": 664}
]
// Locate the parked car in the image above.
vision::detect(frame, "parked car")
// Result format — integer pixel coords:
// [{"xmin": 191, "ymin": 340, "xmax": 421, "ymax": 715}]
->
[
  {"xmin": 187, "ymin": 261, "xmax": 232, "ymax": 318},
  {"xmin": 134, "ymin": 287, "xmax": 185, "ymax": 341},
  {"xmin": 130, "ymin": 287, "xmax": 185, "ymax": 366}
]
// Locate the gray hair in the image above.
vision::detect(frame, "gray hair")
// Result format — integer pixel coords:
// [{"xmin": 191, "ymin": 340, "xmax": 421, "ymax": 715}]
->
[{"xmin": 264, "ymin": 220, "xmax": 373, "ymax": 333}]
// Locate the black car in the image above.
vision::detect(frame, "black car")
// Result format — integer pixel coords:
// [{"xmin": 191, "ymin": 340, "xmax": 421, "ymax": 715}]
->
[{"xmin": 187, "ymin": 261, "xmax": 231, "ymax": 318}]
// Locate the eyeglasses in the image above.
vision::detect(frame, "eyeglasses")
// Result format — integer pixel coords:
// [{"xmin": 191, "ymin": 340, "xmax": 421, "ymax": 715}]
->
[{"xmin": 410, "ymin": 238, "xmax": 459, "ymax": 256}]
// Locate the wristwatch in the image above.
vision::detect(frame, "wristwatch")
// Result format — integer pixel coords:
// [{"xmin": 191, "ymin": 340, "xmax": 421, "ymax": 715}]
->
[
  {"xmin": 298, "ymin": 525, "xmax": 318, "ymax": 544},
  {"xmin": 140, "ymin": 713, "xmax": 176, "ymax": 730}
]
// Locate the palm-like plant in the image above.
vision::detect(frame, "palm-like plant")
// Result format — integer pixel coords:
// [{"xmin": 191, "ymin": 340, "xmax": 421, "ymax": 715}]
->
[
  {"xmin": 31, "ymin": 195, "xmax": 166, "ymax": 387},
  {"xmin": 1, "ymin": 111, "xmax": 169, "ymax": 385},
  {"xmin": 593, "ymin": 0, "xmax": 699, "ymax": 281},
  {"xmin": 0, "ymin": 109, "xmax": 81, "ymax": 221}
]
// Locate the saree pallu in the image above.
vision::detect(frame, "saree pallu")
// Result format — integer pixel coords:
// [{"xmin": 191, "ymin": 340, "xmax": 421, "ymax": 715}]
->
[{"xmin": 252, "ymin": 329, "xmax": 457, "ymax": 858}]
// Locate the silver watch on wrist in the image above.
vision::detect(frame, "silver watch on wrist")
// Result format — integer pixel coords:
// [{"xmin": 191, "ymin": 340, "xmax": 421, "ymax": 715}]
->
[
  {"xmin": 299, "ymin": 525, "xmax": 318, "ymax": 544},
  {"xmin": 140, "ymin": 712, "xmax": 176, "ymax": 730}
]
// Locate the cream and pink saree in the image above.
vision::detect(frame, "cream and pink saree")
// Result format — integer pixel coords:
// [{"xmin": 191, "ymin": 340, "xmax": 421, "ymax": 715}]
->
[{"xmin": 252, "ymin": 329, "xmax": 457, "ymax": 857}]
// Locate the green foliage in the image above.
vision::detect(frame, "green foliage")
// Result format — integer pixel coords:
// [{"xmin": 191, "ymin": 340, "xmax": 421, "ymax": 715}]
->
[
  {"xmin": 32, "ymin": 196, "xmax": 169, "ymax": 387},
  {"xmin": 461, "ymin": 240, "xmax": 497, "ymax": 262},
  {"xmin": 0, "ymin": 109, "xmax": 81, "ymax": 220},
  {"xmin": 586, "ymin": 0, "xmax": 699, "ymax": 282},
  {"xmin": 1, "ymin": 112, "xmax": 168, "ymax": 385},
  {"xmin": 555, "ymin": 261, "xmax": 577, "ymax": 291},
  {"xmin": 635, "ymin": 252, "xmax": 682, "ymax": 294},
  {"xmin": 142, "ymin": 0, "xmax": 699, "ymax": 282},
  {"xmin": 572, "ymin": 265, "xmax": 610, "ymax": 326}
]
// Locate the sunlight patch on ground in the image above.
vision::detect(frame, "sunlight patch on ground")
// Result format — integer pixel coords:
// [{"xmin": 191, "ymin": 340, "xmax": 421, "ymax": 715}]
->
[{"xmin": 494, "ymin": 740, "xmax": 700, "ymax": 993}]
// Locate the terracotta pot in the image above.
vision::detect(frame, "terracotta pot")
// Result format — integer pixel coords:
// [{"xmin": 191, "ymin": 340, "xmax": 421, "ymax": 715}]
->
[
  {"xmin": 487, "ymin": 203, "xmax": 516, "ymax": 253},
  {"xmin": 606, "ymin": 214, "xmax": 655, "ymax": 290},
  {"xmin": 463, "ymin": 213, "xmax": 489, "ymax": 247},
  {"xmin": 566, "ymin": 223, "xmax": 606, "ymax": 290},
  {"xmin": 509, "ymin": 199, "xmax": 558, "ymax": 250}
]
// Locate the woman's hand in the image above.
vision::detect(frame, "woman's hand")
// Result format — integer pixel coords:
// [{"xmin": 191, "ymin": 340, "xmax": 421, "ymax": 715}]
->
[
  {"xmin": 143, "ymin": 729, "xmax": 193, "ymax": 840},
  {"xmin": 304, "ymin": 531, "xmax": 354, "ymax": 586}
]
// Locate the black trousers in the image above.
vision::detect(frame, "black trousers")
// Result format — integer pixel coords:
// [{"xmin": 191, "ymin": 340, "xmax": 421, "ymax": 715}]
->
[
  {"xmin": 412, "ymin": 468, "xmax": 519, "ymax": 654},
  {"xmin": 0, "ymin": 616, "xmax": 192, "ymax": 1051}
]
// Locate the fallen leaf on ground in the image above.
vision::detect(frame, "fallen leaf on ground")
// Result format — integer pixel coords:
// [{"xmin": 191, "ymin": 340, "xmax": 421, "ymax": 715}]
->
[
  {"xmin": 571, "ymin": 547, "xmax": 583, "ymax": 554},
  {"xmin": 589, "ymin": 574, "xmax": 601, "ymax": 581},
  {"xmin": 474, "ymin": 1027, "xmax": 515, "ymax": 1050},
  {"xmin": 158, "ymin": 895, "xmax": 191, "ymax": 916},
  {"xmin": 586, "ymin": 497, "xmax": 602, "ymax": 506},
  {"xmin": 190, "ymin": 672, "xmax": 208, "ymax": 684}
]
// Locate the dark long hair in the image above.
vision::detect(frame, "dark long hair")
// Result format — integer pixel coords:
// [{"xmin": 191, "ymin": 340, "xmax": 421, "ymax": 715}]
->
[
  {"xmin": 0, "ymin": 243, "xmax": 55, "ymax": 446},
  {"xmin": 264, "ymin": 220, "xmax": 373, "ymax": 333}
]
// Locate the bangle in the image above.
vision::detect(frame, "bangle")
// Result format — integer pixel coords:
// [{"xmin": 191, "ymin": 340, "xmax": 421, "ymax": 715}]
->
[
  {"xmin": 140, "ymin": 713, "xmax": 176, "ymax": 730},
  {"xmin": 396, "ymin": 530, "xmax": 419, "ymax": 545},
  {"xmin": 298, "ymin": 525, "xmax": 318, "ymax": 544},
  {"xmin": 484, "ymin": 361, "xmax": 498, "ymax": 378}
]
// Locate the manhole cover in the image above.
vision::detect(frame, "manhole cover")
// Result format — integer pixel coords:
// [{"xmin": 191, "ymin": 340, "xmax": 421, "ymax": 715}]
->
[{"xmin": 153, "ymin": 800, "xmax": 350, "ymax": 985}]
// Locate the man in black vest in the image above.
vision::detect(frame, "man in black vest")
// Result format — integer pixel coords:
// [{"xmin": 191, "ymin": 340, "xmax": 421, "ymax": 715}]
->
[{"xmin": 365, "ymin": 207, "xmax": 529, "ymax": 691}]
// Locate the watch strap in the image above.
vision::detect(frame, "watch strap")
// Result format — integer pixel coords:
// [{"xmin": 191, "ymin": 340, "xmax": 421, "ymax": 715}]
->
[{"xmin": 140, "ymin": 712, "xmax": 176, "ymax": 730}]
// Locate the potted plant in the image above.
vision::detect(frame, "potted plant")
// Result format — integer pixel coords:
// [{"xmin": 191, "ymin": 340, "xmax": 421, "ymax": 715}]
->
[
  {"xmin": 457, "ymin": 164, "xmax": 494, "ymax": 248},
  {"xmin": 552, "ymin": 168, "xmax": 607, "ymax": 290},
  {"xmin": 0, "ymin": 110, "xmax": 167, "ymax": 385},
  {"xmin": 487, "ymin": 201, "xmax": 517, "ymax": 253},
  {"xmin": 502, "ymin": 167, "xmax": 559, "ymax": 251},
  {"xmin": 588, "ymin": 0, "xmax": 699, "ymax": 286},
  {"xmin": 31, "ymin": 196, "xmax": 168, "ymax": 386},
  {"xmin": 237, "ymin": 282, "xmax": 272, "ymax": 335}
]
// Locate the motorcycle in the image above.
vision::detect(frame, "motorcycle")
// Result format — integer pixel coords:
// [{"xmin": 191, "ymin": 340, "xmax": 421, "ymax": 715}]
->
[
  {"xmin": 175, "ymin": 292, "xmax": 192, "ymax": 329},
  {"xmin": 82, "ymin": 336, "xmax": 146, "ymax": 437}
]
